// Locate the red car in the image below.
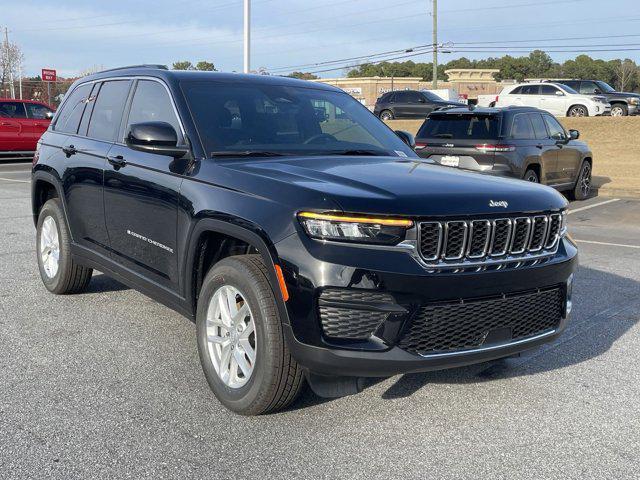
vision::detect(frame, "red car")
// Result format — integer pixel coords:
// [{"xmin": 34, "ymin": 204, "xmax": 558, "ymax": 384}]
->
[{"xmin": 0, "ymin": 99, "xmax": 55, "ymax": 157}]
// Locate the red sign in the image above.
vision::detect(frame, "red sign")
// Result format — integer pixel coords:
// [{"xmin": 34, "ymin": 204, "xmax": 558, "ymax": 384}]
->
[{"xmin": 41, "ymin": 68, "xmax": 57, "ymax": 82}]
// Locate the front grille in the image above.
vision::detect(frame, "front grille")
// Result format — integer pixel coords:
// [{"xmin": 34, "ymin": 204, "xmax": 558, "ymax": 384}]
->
[
  {"xmin": 418, "ymin": 213, "xmax": 563, "ymax": 265},
  {"xmin": 398, "ymin": 288, "xmax": 563, "ymax": 355}
]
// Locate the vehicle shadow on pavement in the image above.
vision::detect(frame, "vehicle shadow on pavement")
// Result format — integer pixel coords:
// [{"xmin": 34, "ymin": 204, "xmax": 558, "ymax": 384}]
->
[
  {"xmin": 379, "ymin": 265, "xmax": 639, "ymax": 400},
  {"xmin": 82, "ymin": 273, "xmax": 130, "ymax": 294}
]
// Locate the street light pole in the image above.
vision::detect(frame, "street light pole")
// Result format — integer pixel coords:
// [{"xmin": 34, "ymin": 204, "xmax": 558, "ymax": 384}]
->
[
  {"xmin": 243, "ymin": 0, "xmax": 251, "ymax": 73},
  {"xmin": 432, "ymin": 0, "xmax": 438, "ymax": 90}
]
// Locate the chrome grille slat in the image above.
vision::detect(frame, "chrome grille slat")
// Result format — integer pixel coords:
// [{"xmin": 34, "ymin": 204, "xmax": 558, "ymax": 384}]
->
[{"xmin": 417, "ymin": 212, "xmax": 563, "ymax": 266}]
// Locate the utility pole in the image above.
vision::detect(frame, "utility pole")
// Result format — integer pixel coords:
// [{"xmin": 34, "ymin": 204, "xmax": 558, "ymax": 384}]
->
[
  {"xmin": 4, "ymin": 27, "xmax": 16, "ymax": 99},
  {"xmin": 18, "ymin": 64, "xmax": 22, "ymax": 99},
  {"xmin": 431, "ymin": 0, "xmax": 438, "ymax": 90},
  {"xmin": 243, "ymin": 0, "xmax": 251, "ymax": 73}
]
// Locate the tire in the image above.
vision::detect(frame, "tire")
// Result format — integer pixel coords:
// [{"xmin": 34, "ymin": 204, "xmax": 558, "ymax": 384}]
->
[
  {"xmin": 379, "ymin": 110, "xmax": 394, "ymax": 121},
  {"xmin": 568, "ymin": 161, "xmax": 592, "ymax": 201},
  {"xmin": 36, "ymin": 198, "xmax": 93, "ymax": 294},
  {"xmin": 567, "ymin": 105, "xmax": 589, "ymax": 117},
  {"xmin": 610, "ymin": 104, "xmax": 628, "ymax": 117},
  {"xmin": 524, "ymin": 169, "xmax": 540, "ymax": 183},
  {"xmin": 196, "ymin": 254, "xmax": 304, "ymax": 415}
]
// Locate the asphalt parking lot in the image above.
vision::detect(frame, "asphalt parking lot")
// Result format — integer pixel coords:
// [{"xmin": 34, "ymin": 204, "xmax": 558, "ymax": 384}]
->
[{"xmin": 1, "ymin": 161, "xmax": 639, "ymax": 479}]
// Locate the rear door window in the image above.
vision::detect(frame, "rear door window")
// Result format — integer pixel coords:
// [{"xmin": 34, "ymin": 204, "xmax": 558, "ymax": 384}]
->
[
  {"xmin": 0, "ymin": 102, "xmax": 27, "ymax": 118},
  {"xmin": 529, "ymin": 113, "xmax": 549, "ymax": 140},
  {"xmin": 54, "ymin": 83, "xmax": 93, "ymax": 134},
  {"xmin": 395, "ymin": 91, "xmax": 422, "ymax": 103},
  {"xmin": 87, "ymin": 80, "xmax": 131, "ymax": 142},
  {"xmin": 418, "ymin": 114, "xmax": 500, "ymax": 139},
  {"xmin": 540, "ymin": 85, "xmax": 561, "ymax": 96},
  {"xmin": 510, "ymin": 114, "xmax": 535, "ymax": 140}
]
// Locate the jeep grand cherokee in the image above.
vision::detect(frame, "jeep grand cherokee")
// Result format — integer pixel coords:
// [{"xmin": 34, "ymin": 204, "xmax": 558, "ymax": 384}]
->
[{"xmin": 32, "ymin": 66, "xmax": 577, "ymax": 415}]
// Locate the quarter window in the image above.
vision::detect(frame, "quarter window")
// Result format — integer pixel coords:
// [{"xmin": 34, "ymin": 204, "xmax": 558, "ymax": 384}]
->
[
  {"xmin": 126, "ymin": 80, "xmax": 182, "ymax": 142},
  {"xmin": 87, "ymin": 80, "xmax": 131, "ymax": 142},
  {"xmin": 509, "ymin": 86, "xmax": 523, "ymax": 94},
  {"xmin": 54, "ymin": 83, "xmax": 92, "ymax": 134}
]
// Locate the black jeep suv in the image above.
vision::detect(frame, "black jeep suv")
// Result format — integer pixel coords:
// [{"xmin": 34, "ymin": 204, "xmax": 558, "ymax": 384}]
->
[
  {"xmin": 32, "ymin": 66, "xmax": 577, "ymax": 415},
  {"xmin": 374, "ymin": 90, "xmax": 465, "ymax": 120},
  {"xmin": 545, "ymin": 79, "xmax": 640, "ymax": 116},
  {"xmin": 415, "ymin": 106, "xmax": 593, "ymax": 200}
]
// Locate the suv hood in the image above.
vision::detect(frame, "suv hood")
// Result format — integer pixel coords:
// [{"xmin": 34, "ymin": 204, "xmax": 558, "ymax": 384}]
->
[{"xmin": 223, "ymin": 156, "xmax": 567, "ymax": 217}]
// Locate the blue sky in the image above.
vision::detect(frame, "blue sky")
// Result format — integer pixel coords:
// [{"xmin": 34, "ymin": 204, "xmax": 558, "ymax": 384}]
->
[{"xmin": 4, "ymin": 0, "xmax": 640, "ymax": 78}]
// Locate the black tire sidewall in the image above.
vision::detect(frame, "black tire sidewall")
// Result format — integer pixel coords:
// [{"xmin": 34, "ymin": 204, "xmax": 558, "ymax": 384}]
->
[
  {"xmin": 569, "ymin": 105, "xmax": 588, "ymax": 117},
  {"xmin": 380, "ymin": 110, "xmax": 393, "ymax": 120},
  {"xmin": 196, "ymin": 257, "xmax": 283, "ymax": 414},
  {"xmin": 611, "ymin": 104, "xmax": 628, "ymax": 116},
  {"xmin": 573, "ymin": 162, "xmax": 591, "ymax": 200},
  {"xmin": 36, "ymin": 199, "xmax": 71, "ymax": 293},
  {"xmin": 524, "ymin": 169, "xmax": 539, "ymax": 183}
]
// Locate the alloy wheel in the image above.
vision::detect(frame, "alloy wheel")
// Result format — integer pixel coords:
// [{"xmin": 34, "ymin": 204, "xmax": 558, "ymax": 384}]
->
[
  {"xmin": 569, "ymin": 106, "xmax": 587, "ymax": 117},
  {"xmin": 206, "ymin": 285, "xmax": 257, "ymax": 389},
  {"xmin": 40, "ymin": 216, "xmax": 60, "ymax": 278},
  {"xmin": 610, "ymin": 106, "xmax": 625, "ymax": 117},
  {"xmin": 580, "ymin": 163, "xmax": 591, "ymax": 197}
]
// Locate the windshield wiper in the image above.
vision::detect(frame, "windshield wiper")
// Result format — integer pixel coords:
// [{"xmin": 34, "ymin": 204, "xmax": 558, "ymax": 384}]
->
[
  {"xmin": 211, "ymin": 150, "xmax": 288, "ymax": 158},
  {"xmin": 328, "ymin": 149, "xmax": 388, "ymax": 156}
]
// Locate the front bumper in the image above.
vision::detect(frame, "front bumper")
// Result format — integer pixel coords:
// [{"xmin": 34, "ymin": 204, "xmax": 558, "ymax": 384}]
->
[
  {"xmin": 275, "ymin": 232, "xmax": 578, "ymax": 377},
  {"xmin": 629, "ymin": 104, "xmax": 639, "ymax": 115},
  {"xmin": 591, "ymin": 104, "xmax": 611, "ymax": 116}
]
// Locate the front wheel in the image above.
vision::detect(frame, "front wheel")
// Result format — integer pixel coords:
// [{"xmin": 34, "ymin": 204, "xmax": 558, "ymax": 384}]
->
[
  {"xmin": 567, "ymin": 105, "xmax": 589, "ymax": 117},
  {"xmin": 196, "ymin": 255, "xmax": 304, "ymax": 415},
  {"xmin": 524, "ymin": 169, "xmax": 540, "ymax": 183},
  {"xmin": 568, "ymin": 161, "xmax": 592, "ymax": 201},
  {"xmin": 36, "ymin": 199, "xmax": 93, "ymax": 294},
  {"xmin": 610, "ymin": 104, "xmax": 628, "ymax": 117},
  {"xmin": 379, "ymin": 110, "xmax": 394, "ymax": 121}
]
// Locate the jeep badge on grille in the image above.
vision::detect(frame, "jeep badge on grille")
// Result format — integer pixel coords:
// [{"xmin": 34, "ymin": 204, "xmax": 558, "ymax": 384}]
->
[{"xmin": 489, "ymin": 200, "xmax": 509, "ymax": 208}]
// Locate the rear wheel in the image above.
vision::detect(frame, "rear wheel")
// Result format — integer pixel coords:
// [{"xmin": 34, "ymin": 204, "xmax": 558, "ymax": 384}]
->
[
  {"xmin": 610, "ymin": 104, "xmax": 628, "ymax": 117},
  {"xmin": 524, "ymin": 169, "xmax": 540, "ymax": 183},
  {"xmin": 196, "ymin": 255, "xmax": 304, "ymax": 415},
  {"xmin": 36, "ymin": 199, "xmax": 93, "ymax": 294},
  {"xmin": 567, "ymin": 105, "xmax": 588, "ymax": 117},
  {"xmin": 379, "ymin": 110, "xmax": 394, "ymax": 121},
  {"xmin": 568, "ymin": 161, "xmax": 592, "ymax": 201}
]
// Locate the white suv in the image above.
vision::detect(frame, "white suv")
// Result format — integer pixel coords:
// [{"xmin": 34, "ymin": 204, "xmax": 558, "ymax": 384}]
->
[{"xmin": 495, "ymin": 82, "xmax": 611, "ymax": 117}]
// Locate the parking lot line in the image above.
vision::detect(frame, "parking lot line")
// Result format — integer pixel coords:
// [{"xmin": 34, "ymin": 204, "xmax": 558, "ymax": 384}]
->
[
  {"xmin": 0, "ymin": 177, "xmax": 29, "ymax": 183},
  {"xmin": 574, "ymin": 239, "xmax": 640, "ymax": 250},
  {"xmin": 568, "ymin": 198, "xmax": 620, "ymax": 214}
]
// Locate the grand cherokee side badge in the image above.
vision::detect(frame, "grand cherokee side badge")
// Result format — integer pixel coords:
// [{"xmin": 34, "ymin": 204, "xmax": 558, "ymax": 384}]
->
[{"xmin": 489, "ymin": 200, "xmax": 508, "ymax": 208}]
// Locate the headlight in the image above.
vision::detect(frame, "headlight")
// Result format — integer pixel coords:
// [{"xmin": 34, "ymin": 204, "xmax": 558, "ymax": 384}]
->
[
  {"xmin": 298, "ymin": 211, "xmax": 413, "ymax": 245},
  {"xmin": 628, "ymin": 97, "xmax": 639, "ymax": 105}
]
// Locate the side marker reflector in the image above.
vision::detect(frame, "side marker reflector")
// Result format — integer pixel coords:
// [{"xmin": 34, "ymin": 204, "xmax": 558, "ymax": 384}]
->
[{"xmin": 274, "ymin": 264, "xmax": 289, "ymax": 302}]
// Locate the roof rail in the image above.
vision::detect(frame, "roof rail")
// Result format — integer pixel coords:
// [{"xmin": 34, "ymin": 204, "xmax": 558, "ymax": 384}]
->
[{"xmin": 97, "ymin": 64, "xmax": 168, "ymax": 74}]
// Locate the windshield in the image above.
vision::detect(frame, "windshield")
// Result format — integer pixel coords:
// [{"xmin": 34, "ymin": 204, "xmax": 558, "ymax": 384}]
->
[
  {"xmin": 556, "ymin": 84, "xmax": 579, "ymax": 95},
  {"xmin": 421, "ymin": 90, "xmax": 443, "ymax": 102},
  {"xmin": 417, "ymin": 113, "xmax": 500, "ymax": 140},
  {"xmin": 595, "ymin": 81, "xmax": 615, "ymax": 93},
  {"xmin": 181, "ymin": 81, "xmax": 417, "ymax": 158}
]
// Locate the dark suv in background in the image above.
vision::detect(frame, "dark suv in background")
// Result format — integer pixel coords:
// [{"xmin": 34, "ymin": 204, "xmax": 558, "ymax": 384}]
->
[
  {"xmin": 545, "ymin": 79, "xmax": 639, "ymax": 116},
  {"xmin": 32, "ymin": 66, "xmax": 577, "ymax": 415},
  {"xmin": 374, "ymin": 90, "xmax": 465, "ymax": 120},
  {"xmin": 415, "ymin": 106, "xmax": 593, "ymax": 200}
]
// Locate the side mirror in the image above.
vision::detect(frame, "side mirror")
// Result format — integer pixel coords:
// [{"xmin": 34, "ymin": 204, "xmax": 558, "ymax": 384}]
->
[
  {"xmin": 555, "ymin": 90, "xmax": 564, "ymax": 96},
  {"xmin": 594, "ymin": 89, "xmax": 602, "ymax": 94},
  {"xmin": 126, "ymin": 121, "xmax": 189, "ymax": 158},
  {"xmin": 418, "ymin": 98, "xmax": 426, "ymax": 103},
  {"xmin": 569, "ymin": 129, "xmax": 580, "ymax": 140},
  {"xmin": 44, "ymin": 111, "xmax": 54, "ymax": 120},
  {"xmin": 395, "ymin": 130, "xmax": 416, "ymax": 149}
]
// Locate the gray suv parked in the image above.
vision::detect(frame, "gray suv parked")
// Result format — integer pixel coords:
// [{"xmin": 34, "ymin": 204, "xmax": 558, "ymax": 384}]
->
[{"xmin": 415, "ymin": 106, "xmax": 593, "ymax": 200}]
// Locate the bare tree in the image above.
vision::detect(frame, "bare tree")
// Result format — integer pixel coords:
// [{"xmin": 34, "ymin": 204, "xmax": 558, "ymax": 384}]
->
[
  {"xmin": 1, "ymin": 36, "xmax": 24, "ymax": 98},
  {"xmin": 614, "ymin": 59, "xmax": 638, "ymax": 92}
]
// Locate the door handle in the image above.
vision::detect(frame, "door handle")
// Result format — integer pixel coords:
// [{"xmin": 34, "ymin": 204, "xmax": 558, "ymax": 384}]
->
[
  {"xmin": 62, "ymin": 145, "xmax": 77, "ymax": 156},
  {"xmin": 107, "ymin": 155, "xmax": 127, "ymax": 168},
  {"xmin": 1, "ymin": 122, "xmax": 12, "ymax": 126}
]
